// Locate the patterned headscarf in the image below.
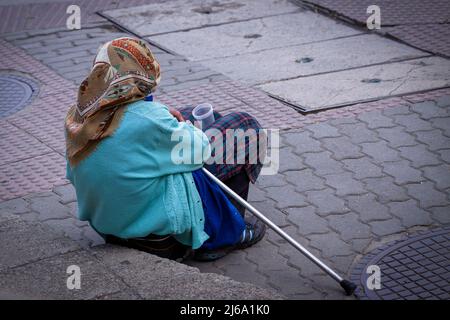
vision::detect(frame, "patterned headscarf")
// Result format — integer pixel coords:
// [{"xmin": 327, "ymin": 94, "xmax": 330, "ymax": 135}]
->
[{"xmin": 65, "ymin": 37, "xmax": 160, "ymax": 166}]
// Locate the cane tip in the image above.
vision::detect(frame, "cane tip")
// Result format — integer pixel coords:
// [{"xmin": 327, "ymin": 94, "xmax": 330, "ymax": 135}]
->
[{"xmin": 340, "ymin": 279, "xmax": 357, "ymax": 296}]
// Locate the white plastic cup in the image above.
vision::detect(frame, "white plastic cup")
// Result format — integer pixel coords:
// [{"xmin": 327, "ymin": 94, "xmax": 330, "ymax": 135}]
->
[{"xmin": 192, "ymin": 103, "xmax": 215, "ymax": 130}]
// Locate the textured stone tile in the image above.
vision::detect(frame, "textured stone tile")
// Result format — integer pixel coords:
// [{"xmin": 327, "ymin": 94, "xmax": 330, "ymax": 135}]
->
[
  {"xmin": 327, "ymin": 212, "xmax": 371, "ymax": 241},
  {"xmin": 376, "ymin": 126, "xmax": 418, "ymax": 148},
  {"xmin": 393, "ymin": 113, "xmax": 436, "ymax": 133},
  {"xmin": 406, "ymin": 182, "xmax": 449, "ymax": 208},
  {"xmin": 285, "ymin": 169, "xmax": 326, "ymax": 192},
  {"xmin": 342, "ymin": 158, "xmax": 384, "ymax": 179},
  {"xmin": 303, "ymin": 151, "xmax": 345, "ymax": 176},
  {"xmin": 429, "ymin": 207, "xmax": 450, "ymax": 224},
  {"xmin": 308, "ymin": 232, "xmax": 353, "ymax": 257},
  {"xmin": 387, "ymin": 200, "xmax": 433, "ymax": 228},
  {"xmin": 422, "ymin": 164, "xmax": 450, "ymax": 190},
  {"xmin": 361, "ymin": 140, "xmax": 402, "ymax": 163},
  {"xmin": 284, "ymin": 131, "xmax": 322, "ymax": 154},
  {"xmin": 414, "ymin": 130, "xmax": 450, "ymax": 151},
  {"xmin": 398, "ymin": 145, "xmax": 441, "ymax": 168},
  {"xmin": 323, "ymin": 172, "xmax": 366, "ymax": 196},
  {"xmin": 410, "ymin": 101, "xmax": 449, "ymax": 119},
  {"xmin": 285, "ymin": 206, "xmax": 329, "ymax": 235},
  {"xmin": 347, "ymin": 194, "xmax": 392, "ymax": 222},
  {"xmin": 382, "ymin": 160, "xmax": 425, "ymax": 185},
  {"xmin": 305, "ymin": 189, "xmax": 348, "ymax": 216},
  {"xmin": 264, "ymin": 185, "xmax": 308, "ymax": 209},
  {"xmin": 363, "ymin": 176, "xmax": 410, "ymax": 203},
  {"xmin": 369, "ymin": 218, "xmax": 403, "ymax": 237},
  {"xmin": 322, "ymin": 136, "xmax": 364, "ymax": 160}
]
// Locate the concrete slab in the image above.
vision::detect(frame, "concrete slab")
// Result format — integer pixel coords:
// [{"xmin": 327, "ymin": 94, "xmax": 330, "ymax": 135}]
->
[
  {"xmin": 92, "ymin": 244, "xmax": 284, "ymax": 300},
  {"xmin": 258, "ymin": 56, "xmax": 450, "ymax": 111},
  {"xmin": 102, "ymin": 0, "xmax": 300, "ymax": 36},
  {"xmin": 199, "ymin": 34, "xmax": 428, "ymax": 85},
  {"xmin": 148, "ymin": 12, "xmax": 361, "ymax": 61},
  {"xmin": 0, "ymin": 214, "xmax": 79, "ymax": 272}
]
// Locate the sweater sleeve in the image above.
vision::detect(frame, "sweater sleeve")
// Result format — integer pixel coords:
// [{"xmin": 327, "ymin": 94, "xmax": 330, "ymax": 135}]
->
[{"xmin": 127, "ymin": 102, "xmax": 211, "ymax": 176}]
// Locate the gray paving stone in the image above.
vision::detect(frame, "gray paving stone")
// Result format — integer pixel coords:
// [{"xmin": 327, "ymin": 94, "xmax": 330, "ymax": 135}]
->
[
  {"xmin": 305, "ymin": 189, "xmax": 348, "ymax": 216},
  {"xmin": 322, "ymin": 136, "xmax": 364, "ymax": 160},
  {"xmin": 44, "ymin": 217, "xmax": 86, "ymax": 245},
  {"xmin": 285, "ymin": 169, "xmax": 326, "ymax": 192},
  {"xmin": 303, "ymin": 151, "xmax": 345, "ymax": 175},
  {"xmin": 257, "ymin": 174, "xmax": 288, "ymax": 188},
  {"xmin": 306, "ymin": 122, "xmax": 340, "ymax": 139},
  {"xmin": 406, "ymin": 182, "xmax": 449, "ymax": 208},
  {"xmin": 28, "ymin": 194, "xmax": 71, "ymax": 221},
  {"xmin": 283, "ymin": 131, "xmax": 322, "ymax": 154},
  {"xmin": 382, "ymin": 160, "xmax": 425, "ymax": 185},
  {"xmin": 53, "ymin": 183, "xmax": 76, "ymax": 204},
  {"xmin": 93, "ymin": 244, "xmax": 281, "ymax": 299},
  {"xmin": 308, "ymin": 232, "xmax": 353, "ymax": 257},
  {"xmin": 285, "ymin": 206, "xmax": 329, "ymax": 235},
  {"xmin": 245, "ymin": 241, "xmax": 289, "ymax": 272},
  {"xmin": 248, "ymin": 184, "xmax": 268, "ymax": 202},
  {"xmin": 215, "ymin": 263, "xmax": 268, "ymax": 290},
  {"xmin": 410, "ymin": 101, "xmax": 449, "ymax": 120},
  {"xmin": 264, "ymin": 185, "xmax": 308, "ymax": 209},
  {"xmin": 342, "ymin": 158, "xmax": 384, "ymax": 179},
  {"xmin": 277, "ymin": 146, "xmax": 307, "ymax": 173},
  {"xmin": 0, "ymin": 215, "xmax": 79, "ymax": 271},
  {"xmin": 267, "ymin": 268, "xmax": 315, "ymax": 296},
  {"xmin": 338, "ymin": 122, "xmax": 379, "ymax": 144},
  {"xmin": 358, "ymin": 111, "xmax": 396, "ymax": 129},
  {"xmin": 350, "ymin": 238, "xmax": 372, "ymax": 254},
  {"xmin": 0, "ymin": 249, "xmax": 126, "ymax": 299},
  {"xmin": 347, "ymin": 194, "xmax": 392, "ymax": 222},
  {"xmin": 382, "ymin": 105, "xmax": 411, "ymax": 117},
  {"xmin": 376, "ymin": 126, "xmax": 418, "ymax": 148},
  {"xmin": 437, "ymin": 149, "xmax": 450, "ymax": 163},
  {"xmin": 429, "ymin": 207, "xmax": 450, "ymax": 224},
  {"xmin": 399, "ymin": 145, "xmax": 442, "ymax": 168},
  {"xmin": 361, "ymin": 140, "xmax": 402, "ymax": 163},
  {"xmin": 369, "ymin": 218, "xmax": 404, "ymax": 237},
  {"xmin": 327, "ymin": 212, "xmax": 371, "ymax": 241},
  {"xmin": 363, "ymin": 176, "xmax": 410, "ymax": 203},
  {"xmin": 277, "ymin": 242, "xmax": 324, "ymax": 278},
  {"xmin": 414, "ymin": 130, "xmax": 450, "ymax": 152},
  {"xmin": 430, "ymin": 117, "xmax": 450, "ymax": 137},
  {"xmin": 422, "ymin": 164, "xmax": 450, "ymax": 190},
  {"xmin": 323, "ymin": 172, "xmax": 366, "ymax": 196},
  {"xmin": 435, "ymin": 95, "xmax": 450, "ymax": 108},
  {"xmin": 387, "ymin": 200, "xmax": 433, "ymax": 228},
  {"xmin": 0, "ymin": 198, "xmax": 30, "ymax": 214},
  {"xmin": 81, "ymin": 226, "xmax": 105, "ymax": 247},
  {"xmin": 252, "ymin": 199, "xmax": 291, "ymax": 227},
  {"xmin": 393, "ymin": 113, "xmax": 435, "ymax": 132}
]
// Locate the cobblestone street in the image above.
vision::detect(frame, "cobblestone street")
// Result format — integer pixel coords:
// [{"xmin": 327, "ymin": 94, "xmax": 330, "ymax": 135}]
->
[{"xmin": 0, "ymin": 0, "xmax": 449, "ymax": 300}]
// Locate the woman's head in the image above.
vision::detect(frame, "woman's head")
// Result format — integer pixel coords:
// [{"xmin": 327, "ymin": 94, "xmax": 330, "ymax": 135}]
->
[
  {"xmin": 65, "ymin": 37, "xmax": 160, "ymax": 166},
  {"xmin": 76, "ymin": 37, "xmax": 161, "ymax": 118}
]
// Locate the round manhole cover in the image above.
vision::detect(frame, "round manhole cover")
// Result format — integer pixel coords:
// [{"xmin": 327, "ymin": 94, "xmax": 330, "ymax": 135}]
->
[
  {"xmin": 0, "ymin": 74, "xmax": 38, "ymax": 118},
  {"xmin": 351, "ymin": 227, "xmax": 450, "ymax": 300}
]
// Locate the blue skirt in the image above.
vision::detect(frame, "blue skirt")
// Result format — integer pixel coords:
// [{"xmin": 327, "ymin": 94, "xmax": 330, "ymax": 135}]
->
[{"xmin": 192, "ymin": 169, "xmax": 246, "ymax": 250}]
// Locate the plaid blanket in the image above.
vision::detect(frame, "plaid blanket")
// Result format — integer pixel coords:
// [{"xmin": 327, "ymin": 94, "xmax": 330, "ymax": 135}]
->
[{"xmin": 179, "ymin": 107, "xmax": 266, "ymax": 183}]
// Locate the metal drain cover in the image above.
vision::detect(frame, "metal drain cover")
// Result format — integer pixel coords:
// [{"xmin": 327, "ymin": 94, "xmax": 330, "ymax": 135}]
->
[
  {"xmin": 0, "ymin": 74, "xmax": 38, "ymax": 118},
  {"xmin": 351, "ymin": 227, "xmax": 450, "ymax": 300}
]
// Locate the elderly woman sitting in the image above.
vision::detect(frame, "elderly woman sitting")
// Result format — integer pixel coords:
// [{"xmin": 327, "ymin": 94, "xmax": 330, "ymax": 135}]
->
[{"xmin": 65, "ymin": 37, "xmax": 266, "ymax": 261}]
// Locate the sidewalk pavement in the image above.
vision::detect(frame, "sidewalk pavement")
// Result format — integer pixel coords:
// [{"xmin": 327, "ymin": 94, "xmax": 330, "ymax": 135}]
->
[
  {"xmin": 0, "ymin": 0, "xmax": 449, "ymax": 300},
  {"xmin": 0, "ymin": 213, "xmax": 281, "ymax": 299}
]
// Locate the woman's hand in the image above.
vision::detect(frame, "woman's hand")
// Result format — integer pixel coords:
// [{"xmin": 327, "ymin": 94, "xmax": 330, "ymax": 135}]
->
[{"xmin": 169, "ymin": 108, "xmax": 184, "ymax": 122}]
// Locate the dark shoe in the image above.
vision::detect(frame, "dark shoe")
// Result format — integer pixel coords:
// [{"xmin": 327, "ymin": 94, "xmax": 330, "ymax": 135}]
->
[
  {"xmin": 234, "ymin": 216, "xmax": 266, "ymax": 249},
  {"xmin": 192, "ymin": 217, "xmax": 266, "ymax": 262},
  {"xmin": 105, "ymin": 234, "xmax": 192, "ymax": 262}
]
